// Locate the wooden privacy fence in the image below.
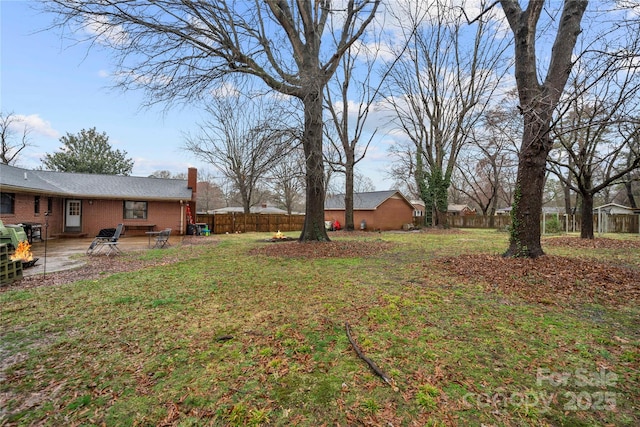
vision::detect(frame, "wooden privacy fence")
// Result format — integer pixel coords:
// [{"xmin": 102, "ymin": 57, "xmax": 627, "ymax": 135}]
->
[
  {"xmin": 196, "ymin": 212, "xmax": 638, "ymax": 235},
  {"xmin": 592, "ymin": 213, "xmax": 640, "ymax": 234},
  {"xmin": 444, "ymin": 215, "xmax": 512, "ymax": 230},
  {"xmin": 196, "ymin": 213, "xmax": 305, "ymax": 234},
  {"xmin": 446, "ymin": 214, "xmax": 640, "ymax": 233}
]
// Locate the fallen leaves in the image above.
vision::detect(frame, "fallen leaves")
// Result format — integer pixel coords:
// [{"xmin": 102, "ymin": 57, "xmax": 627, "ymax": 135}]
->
[
  {"xmin": 8, "ymin": 234, "xmax": 639, "ymax": 309},
  {"xmin": 433, "ymin": 248, "xmax": 640, "ymax": 306},
  {"xmin": 250, "ymin": 238, "xmax": 394, "ymax": 258},
  {"xmin": 543, "ymin": 236, "xmax": 640, "ymax": 250}
]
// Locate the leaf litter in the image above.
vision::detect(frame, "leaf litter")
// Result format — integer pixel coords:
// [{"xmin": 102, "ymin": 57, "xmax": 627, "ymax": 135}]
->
[{"xmin": 434, "ymin": 236, "xmax": 640, "ymax": 306}]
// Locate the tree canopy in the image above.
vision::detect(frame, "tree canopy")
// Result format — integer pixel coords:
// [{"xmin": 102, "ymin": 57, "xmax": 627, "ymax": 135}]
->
[
  {"xmin": 41, "ymin": 127, "xmax": 134, "ymax": 175},
  {"xmin": 45, "ymin": 0, "xmax": 381, "ymax": 242}
]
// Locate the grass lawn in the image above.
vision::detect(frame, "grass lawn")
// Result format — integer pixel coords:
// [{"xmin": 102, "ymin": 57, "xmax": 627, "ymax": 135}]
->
[{"xmin": 1, "ymin": 229, "xmax": 638, "ymax": 426}]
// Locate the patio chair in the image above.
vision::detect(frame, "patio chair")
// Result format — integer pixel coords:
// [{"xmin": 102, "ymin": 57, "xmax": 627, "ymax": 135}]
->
[
  {"xmin": 0, "ymin": 220, "xmax": 28, "ymax": 250},
  {"xmin": 87, "ymin": 223, "xmax": 124, "ymax": 256},
  {"xmin": 152, "ymin": 228, "xmax": 172, "ymax": 249}
]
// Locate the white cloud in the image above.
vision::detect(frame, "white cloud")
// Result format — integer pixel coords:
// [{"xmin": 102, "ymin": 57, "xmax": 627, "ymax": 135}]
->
[
  {"xmin": 209, "ymin": 82, "xmax": 242, "ymax": 99},
  {"xmin": 12, "ymin": 114, "xmax": 60, "ymax": 139},
  {"xmin": 82, "ymin": 14, "xmax": 129, "ymax": 47}
]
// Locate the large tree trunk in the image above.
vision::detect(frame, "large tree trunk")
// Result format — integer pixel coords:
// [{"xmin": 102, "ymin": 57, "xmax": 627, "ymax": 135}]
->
[
  {"xmin": 241, "ymin": 188, "xmax": 251, "ymax": 215},
  {"xmin": 563, "ymin": 179, "xmax": 573, "ymax": 215},
  {"xmin": 345, "ymin": 160, "xmax": 355, "ymax": 231},
  {"xmin": 433, "ymin": 169, "xmax": 450, "ymax": 228},
  {"xmin": 500, "ymin": 0, "xmax": 587, "ymax": 258},
  {"xmin": 626, "ymin": 180, "xmax": 637, "ymax": 209},
  {"xmin": 300, "ymin": 90, "xmax": 330, "ymax": 242},
  {"xmin": 489, "ymin": 186, "xmax": 498, "ymax": 228},
  {"xmin": 504, "ymin": 120, "xmax": 551, "ymax": 258},
  {"xmin": 434, "ymin": 208, "xmax": 448, "ymax": 227},
  {"xmin": 580, "ymin": 191, "xmax": 595, "ymax": 239}
]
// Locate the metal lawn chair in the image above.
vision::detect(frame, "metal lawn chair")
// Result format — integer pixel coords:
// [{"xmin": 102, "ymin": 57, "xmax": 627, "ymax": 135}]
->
[
  {"xmin": 152, "ymin": 228, "xmax": 172, "ymax": 249},
  {"xmin": 87, "ymin": 223, "xmax": 124, "ymax": 256}
]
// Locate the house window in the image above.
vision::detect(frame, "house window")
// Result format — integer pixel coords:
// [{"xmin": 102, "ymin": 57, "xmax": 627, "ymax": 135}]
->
[
  {"xmin": 34, "ymin": 196, "xmax": 40, "ymax": 214},
  {"xmin": 1, "ymin": 193, "xmax": 15, "ymax": 214},
  {"xmin": 124, "ymin": 201, "xmax": 148, "ymax": 219},
  {"xmin": 47, "ymin": 197, "xmax": 53, "ymax": 214}
]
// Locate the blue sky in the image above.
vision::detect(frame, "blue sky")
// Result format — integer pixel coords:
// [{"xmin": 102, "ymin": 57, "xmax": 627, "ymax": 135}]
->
[
  {"xmin": 1, "ymin": 1, "xmax": 394, "ymax": 189},
  {"xmin": 1, "ymin": 1, "xmax": 206, "ymax": 178}
]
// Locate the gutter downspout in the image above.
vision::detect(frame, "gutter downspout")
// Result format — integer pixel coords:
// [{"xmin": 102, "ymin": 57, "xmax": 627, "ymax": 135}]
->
[{"xmin": 180, "ymin": 201, "xmax": 184, "ymax": 235}]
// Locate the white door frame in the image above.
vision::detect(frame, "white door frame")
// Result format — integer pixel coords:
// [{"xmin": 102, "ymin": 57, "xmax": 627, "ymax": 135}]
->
[{"xmin": 65, "ymin": 199, "xmax": 82, "ymax": 231}]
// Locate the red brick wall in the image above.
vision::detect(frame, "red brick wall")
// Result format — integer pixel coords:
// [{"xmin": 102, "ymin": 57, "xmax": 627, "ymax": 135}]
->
[
  {"xmin": 1, "ymin": 193, "xmax": 64, "ymax": 237},
  {"xmin": 374, "ymin": 197, "xmax": 414, "ymax": 230},
  {"xmin": 2, "ymin": 192, "xmax": 186, "ymax": 237},
  {"xmin": 82, "ymin": 199, "xmax": 185, "ymax": 236},
  {"xmin": 324, "ymin": 197, "xmax": 414, "ymax": 231}
]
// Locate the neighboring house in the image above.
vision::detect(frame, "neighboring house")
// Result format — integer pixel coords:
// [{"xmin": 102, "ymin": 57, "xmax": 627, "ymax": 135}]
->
[
  {"xmin": 412, "ymin": 200, "xmax": 477, "ymax": 217},
  {"xmin": 542, "ymin": 206, "xmax": 563, "ymax": 214},
  {"xmin": 0, "ymin": 164, "xmax": 197, "ymax": 238},
  {"xmin": 593, "ymin": 203, "xmax": 637, "ymax": 215},
  {"xmin": 495, "ymin": 207, "xmax": 512, "ymax": 215},
  {"xmin": 324, "ymin": 190, "xmax": 415, "ymax": 231},
  {"xmin": 410, "ymin": 200, "xmax": 425, "ymax": 218},
  {"xmin": 212, "ymin": 203, "xmax": 290, "ymax": 215},
  {"xmin": 447, "ymin": 204, "xmax": 477, "ymax": 216}
]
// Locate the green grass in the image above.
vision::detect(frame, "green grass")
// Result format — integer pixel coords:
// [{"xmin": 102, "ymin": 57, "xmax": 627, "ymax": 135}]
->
[{"xmin": 1, "ymin": 229, "xmax": 638, "ymax": 426}]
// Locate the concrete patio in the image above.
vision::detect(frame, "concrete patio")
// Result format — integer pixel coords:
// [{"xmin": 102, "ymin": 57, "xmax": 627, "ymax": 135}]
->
[{"xmin": 22, "ymin": 235, "xmax": 177, "ymax": 277}]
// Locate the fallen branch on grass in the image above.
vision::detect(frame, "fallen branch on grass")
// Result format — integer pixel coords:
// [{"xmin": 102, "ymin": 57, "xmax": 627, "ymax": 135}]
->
[{"xmin": 345, "ymin": 321, "xmax": 395, "ymax": 389}]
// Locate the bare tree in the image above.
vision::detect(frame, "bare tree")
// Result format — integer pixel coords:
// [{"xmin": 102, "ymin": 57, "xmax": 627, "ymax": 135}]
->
[
  {"xmin": 196, "ymin": 170, "xmax": 226, "ymax": 213},
  {"xmin": 549, "ymin": 107, "xmax": 640, "ymax": 239},
  {"xmin": 386, "ymin": 139, "xmax": 419, "ymax": 200},
  {"xmin": 322, "ymin": 143, "xmax": 343, "ymax": 199},
  {"xmin": 149, "ymin": 170, "xmax": 186, "ymax": 179},
  {"xmin": 0, "ymin": 112, "xmax": 33, "ymax": 165},
  {"xmin": 619, "ymin": 132, "xmax": 640, "ymax": 208},
  {"xmin": 498, "ymin": 0, "xmax": 588, "ymax": 257},
  {"xmin": 386, "ymin": 0, "xmax": 510, "ymax": 227},
  {"xmin": 267, "ymin": 146, "xmax": 306, "ymax": 215},
  {"xmin": 45, "ymin": 0, "xmax": 380, "ymax": 241},
  {"xmin": 149, "ymin": 170, "xmax": 174, "ymax": 179},
  {"xmin": 545, "ymin": 10, "xmax": 640, "ymax": 239},
  {"xmin": 354, "ymin": 173, "xmax": 376, "ymax": 193},
  {"xmin": 455, "ymin": 96, "xmax": 520, "ymax": 223},
  {"xmin": 456, "ymin": 138, "xmax": 516, "ymax": 219},
  {"xmin": 184, "ymin": 94, "xmax": 294, "ymax": 214},
  {"xmin": 151, "ymin": 169, "xmax": 223, "ymax": 212},
  {"xmin": 323, "ymin": 25, "xmax": 395, "ymax": 230}
]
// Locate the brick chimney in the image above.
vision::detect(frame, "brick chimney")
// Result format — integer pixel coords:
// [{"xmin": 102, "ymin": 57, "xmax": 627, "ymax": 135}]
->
[{"xmin": 188, "ymin": 167, "xmax": 197, "ymax": 201}]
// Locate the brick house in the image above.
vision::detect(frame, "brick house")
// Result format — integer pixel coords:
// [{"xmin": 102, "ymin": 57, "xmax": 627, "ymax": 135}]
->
[
  {"xmin": 0, "ymin": 164, "xmax": 197, "ymax": 238},
  {"xmin": 447, "ymin": 204, "xmax": 477, "ymax": 216},
  {"xmin": 324, "ymin": 190, "xmax": 415, "ymax": 231}
]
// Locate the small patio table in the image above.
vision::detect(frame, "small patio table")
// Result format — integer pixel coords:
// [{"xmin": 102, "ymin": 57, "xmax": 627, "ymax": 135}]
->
[{"xmin": 145, "ymin": 230, "xmax": 163, "ymax": 248}]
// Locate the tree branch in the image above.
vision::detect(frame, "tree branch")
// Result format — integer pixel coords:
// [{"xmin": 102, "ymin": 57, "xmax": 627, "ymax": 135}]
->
[{"xmin": 345, "ymin": 321, "xmax": 396, "ymax": 390}]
